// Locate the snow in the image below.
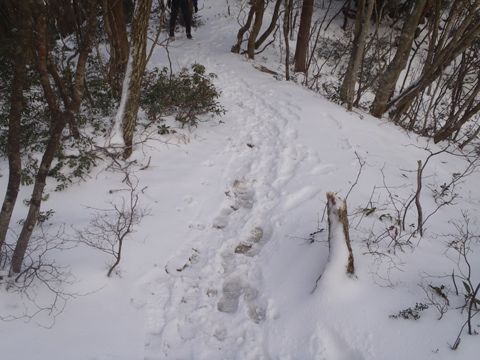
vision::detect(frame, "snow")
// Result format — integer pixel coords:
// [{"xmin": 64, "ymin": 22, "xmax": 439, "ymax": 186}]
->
[
  {"xmin": 107, "ymin": 50, "xmax": 134, "ymax": 148},
  {"xmin": 1, "ymin": 1, "xmax": 479, "ymax": 359}
]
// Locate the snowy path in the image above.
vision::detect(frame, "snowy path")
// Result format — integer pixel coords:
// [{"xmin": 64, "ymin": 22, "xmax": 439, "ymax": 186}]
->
[
  {"xmin": 134, "ymin": 7, "xmax": 364, "ymax": 359},
  {"xmin": 140, "ymin": 62, "xmax": 323, "ymax": 360},
  {"xmin": 3, "ymin": 2, "xmax": 479, "ymax": 360},
  {"xmin": 127, "ymin": 3, "xmax": 480, "ymax": 360},
  {"xmin": 134, "ymin": 10, "xmax": 342, "ymax": 360},
  {"xmin": 123, "ymin": 1, "xmax": 401, "ymax": 357},
  {"xmin": 3, "ymin": 2, "xmax": 480, "ymax": 360}
]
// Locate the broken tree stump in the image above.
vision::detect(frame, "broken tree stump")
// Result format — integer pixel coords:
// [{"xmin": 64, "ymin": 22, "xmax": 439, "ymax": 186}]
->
[{"xmin": 326, "ymin": 192, "xmax": 355, "ymax": 275}]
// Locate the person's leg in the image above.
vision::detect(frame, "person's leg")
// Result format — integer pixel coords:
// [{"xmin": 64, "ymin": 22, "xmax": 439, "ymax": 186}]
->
[
  {"xmin": 179, "ymin": 0, "xmax": 191, "ymax": 36},
  {"xmin": 169, "ymin": 0, "xmax": 180, "ymax": 37}
]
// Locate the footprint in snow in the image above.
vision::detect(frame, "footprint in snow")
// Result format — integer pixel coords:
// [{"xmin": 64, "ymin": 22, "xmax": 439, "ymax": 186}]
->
[
  {"xmin": 202, "ymin": 160, "xmax": 215, "ymax": 167},
  {"xmin": 326, "ymin": 113, "xmax": 343, "ymax": 130},
  {"xmin": 279, "ymin": 99, "xmax": 302, "ymax": 111},
  {"xmin": 212, "ymin": 207, "xmax": 234, "ymax": 229},
  {"xmin": 217, "ymin": 274, "xmax": 264, "ymax": 324},
  {"xmin": 340, "ymin": 138, "xmax": 352, "ymax": 150},
  {"xmin": 231, "ymin": 179, "xmax": 255, "ymax": 209},
  {"xmin": 216, "ymin": 226, "xmax": 269, "ymax": 323},
  {"xmin": 234, "ymin": 226, "xmax": 266, "ymax": 257},
  {"xmin": 217, "ymin": 275, "xmax": 248, "ymax": 313},
  {"xmin": 212, "ymin": 179, "xmax": 255, "ymax": 229},
  {"xmin": 311, "ymin": 163, "xmax": 338, "ymax": 176}
]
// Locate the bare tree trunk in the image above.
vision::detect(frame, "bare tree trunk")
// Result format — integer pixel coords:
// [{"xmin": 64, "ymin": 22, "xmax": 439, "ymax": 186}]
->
[
  {"xmin": 346, "ymin": 0, "xmax": 375, "ymax": 110},
  {"xmin": 459, "ymin": 124, "xmax": 480, "ymax": 149},
  {"xmin": 388, "ymin": 3, "xmax": 480, "ymax": 123},
  {"xmin": 0, "ymin": 0, "xmax": 30, "ymax": 255},
  {"xmin": 101, "ymin": 0, "xmax": 130, "ymax": 100},
  {"xmin": 370, "ymin": 0, "xmax": 428, "ymax": 118},
  {"xmin": 342, "ymin": 0, "xmax": 354, "ymax": 30},
  {"xmin": 247, "ymin": 0, "xmax": 265, "ymax": 59},
  {"xmin": 231, "ymin": 4, "xmax": 256, "ymax": 54},
  {"xmin": 339, "ymin": 0, "xmax": 375, "ymax": 109},
  {"xmin": 293, "ymin": 0, "xmax": 313, "ymax": 73},
  {"xmin": 10, "ymin": 0, "xmax": 97, "ymax": 274},
  {"xmin": 423, "ymin": 0, "xmax": 441, "ymax": 78},
  {"xmin": 121, "ymin": 0, "xmax": 153, "ymax": 159},
  {"xmin": 433, "ymin": 99, "xmax": 480, "ymax": 144},
  {"xmin": 255, "ymin": 0, "xmax": 282, "ymax": 49},
  {"xmin": 283, "ymin": 0, "xmax": 293, "ymax": 80}
]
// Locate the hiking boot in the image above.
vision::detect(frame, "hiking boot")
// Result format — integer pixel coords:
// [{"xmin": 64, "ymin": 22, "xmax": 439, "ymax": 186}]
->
[{"xmin": 186, "ymin": 33, "xmax": 194, "ymax": 40}]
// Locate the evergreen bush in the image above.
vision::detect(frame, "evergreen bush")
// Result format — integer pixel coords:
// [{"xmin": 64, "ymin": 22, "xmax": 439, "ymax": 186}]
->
[{"xmin": 140, "ymin": 63, "xmax": 225, "ymax": 130}]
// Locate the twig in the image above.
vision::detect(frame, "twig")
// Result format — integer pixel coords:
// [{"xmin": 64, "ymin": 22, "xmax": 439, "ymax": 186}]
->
[
  {"xmin": 467, "ymin": 282, "xmax": 480, "ymax": 335},
  {"xmin": 140, "ymin": 156, "xmax": 152, "ymax": 170},
  {"xmin": 346, "ymin": 151, "xmax": 366, "ymax": 201},
  {"xmin": 415, "ymin": 160, "xmax": 423, "ymax": 237}
]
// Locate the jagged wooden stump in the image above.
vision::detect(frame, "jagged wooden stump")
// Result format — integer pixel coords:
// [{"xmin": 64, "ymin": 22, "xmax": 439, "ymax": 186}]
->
[{"xmin": 326, "ymin": 192, "xmax": 355, "ymax": 275}]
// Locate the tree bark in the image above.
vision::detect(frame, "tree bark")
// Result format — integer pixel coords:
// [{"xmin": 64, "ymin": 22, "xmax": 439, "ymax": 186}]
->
[
  {"xmin": 370, "ymin": 0, "xmax": 428, "ymax": 118},
  {"xmin": 423, "ymin": 0, "xmax": 441, "ymax": 76},
  {"xmin": 255, "ymin": 0, "xmax": 282, "ymax": 50},
  {"xmin": 283, "ymin": 0, "xmax": 293, "ymax": 80},
  {"xmin": 122, "ymin": 0, "xmax": 153, "ymax": 159},
  {"xmin": 339, "ymin": 0, "xmax": 375, "ymax": 109},
  {"xmin": 388, "ymin": 2, "xmax": 480, "ymax": 122},
  {"xmin": 101, "ymin": 0, "xmax": 130, "ymax": 100},
  {"xmin": 433, "ymin": 97, "xmax": 480, "ymax": 144},
  {"xmin": 326, "ymin": 193, "xmax": 354, "ymax": 275},
  {"xmin": 231, "ymin": 4, "xmax": 256, "ymax": 54},
  {"xmin": 293, "ymin": 0, "xmax": 313, "ymax": 73},
  {"xmin": 0, "ymin": 0, "xmax": 30, "ymax": 256},
  {"xmin": 10, "ymin": 0, "xmax": 97, "ymax": 274},
  {"xmin": 247, "ymin": 0, "xmax": 265, "ymax": 59}
]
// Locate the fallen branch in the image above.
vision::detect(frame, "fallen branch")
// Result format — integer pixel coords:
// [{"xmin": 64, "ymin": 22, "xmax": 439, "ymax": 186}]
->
[{"xmin": 253, "ymin": 64, "xmax": 280, "ymax": 76}]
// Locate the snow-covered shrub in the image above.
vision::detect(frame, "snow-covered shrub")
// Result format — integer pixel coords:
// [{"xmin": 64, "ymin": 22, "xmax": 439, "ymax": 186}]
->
[
  {"xmin": 390, "ymin": 303, "xmax": 429, "ymax": 320},
  {"xmin": 140, "ymin": 63, "xmax": 225, "ymax": 130}
]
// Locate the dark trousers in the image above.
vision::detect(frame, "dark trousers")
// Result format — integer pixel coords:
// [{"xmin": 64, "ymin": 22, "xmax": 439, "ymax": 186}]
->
[{"xmin": 170, "ymin": 0, "xmax": 191, "ymax": 36}]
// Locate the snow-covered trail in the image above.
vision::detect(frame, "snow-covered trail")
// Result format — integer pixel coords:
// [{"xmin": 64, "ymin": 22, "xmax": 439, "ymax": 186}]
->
[
  {"xmin": 131, "ymin": 3, "xmax": 478, "ymax": 359},
  {"xmin": 3, "ymin": 2, "xmax": 480, "ymax": 360},
  {"xmin": 136, "ymin": 5, "xmax": 369, "ymax": 360},
  {"xmin": 141, "ymin": 50, "xmax": 325, "ymax": 360}
]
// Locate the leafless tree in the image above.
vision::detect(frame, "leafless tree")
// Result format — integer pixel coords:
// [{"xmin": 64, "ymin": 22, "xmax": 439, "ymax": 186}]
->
[
  {"xmin": 100, "ymin": 0, "xmax": 130, "ymax": 100},
  {"xmin": 444, "ymin": 211, "xmax": 480, "ymax": 349},
  {"xmin": 1, "ymin": 226, "xmax": 80, "ymax": 327},
  {"xmin": 339, "ymin": 0, "xmax": 375, "ymax": 110},
  {"xmin": 255, "ymin": 0, "xmax": 282, "ymax": 50},
  {"xmin": 370, "ymin": 0, "xmax": 428, "ymax": 117},
  {"xmin": 294, "ymin": 0, "xmax": 314, "ymax": 73},
  {"xmin": 283, "ymin": 0, "xmax": 293, "ymax": 80},
  {"xmin": 247, "ymin": 0, "xmax": 266, "ymax": 59},
  {"xmin": 74, "ymin": 177, "xmax": 149, "ymax": 277}
]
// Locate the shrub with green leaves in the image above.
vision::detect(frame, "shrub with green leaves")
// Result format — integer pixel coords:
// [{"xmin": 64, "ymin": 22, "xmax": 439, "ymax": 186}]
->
[
  {"xmin": 140, "ymin": 63, "xmax": 225, "ymax": 130},
  {"xmin": 0, "ymin": 66, "xmax": 103, "ymax": 192}
]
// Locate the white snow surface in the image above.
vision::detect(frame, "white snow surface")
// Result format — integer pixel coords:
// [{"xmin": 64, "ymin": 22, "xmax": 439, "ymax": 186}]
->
[
  {"xmin": 106, "ymin": 51, "xmax": 134, "ymax": 148},
  {"xmin": 1, "ymin": 1, "xmax": 479, "ymax": 359}
]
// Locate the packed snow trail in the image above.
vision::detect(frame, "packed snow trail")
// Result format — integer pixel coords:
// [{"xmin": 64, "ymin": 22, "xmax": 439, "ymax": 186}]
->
[
  {"xmin": 140, "ymin": 58, "xmax": 324, "ymax": 360},
  {"xmin": 129, "ymin": 2, "xmax": 480, "ymax": 360},
  {"xmin": 3, "ymin": 2, "xmax": 479, "ymax": 360},
  {"xmin": 135, "ymin": 5, "xmax": 367, "ymax": 359}
]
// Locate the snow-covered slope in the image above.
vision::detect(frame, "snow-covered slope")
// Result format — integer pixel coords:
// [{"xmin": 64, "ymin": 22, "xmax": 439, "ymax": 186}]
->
[{"xmin": 1, "ymin": 1, "xmax": 479, "ymax": 359}]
